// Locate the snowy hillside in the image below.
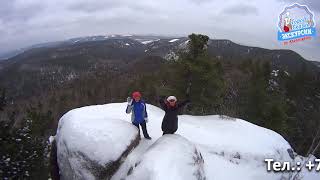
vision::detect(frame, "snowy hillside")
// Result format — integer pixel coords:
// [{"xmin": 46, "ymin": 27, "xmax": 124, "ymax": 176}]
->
[{"xmin": 54, "ymin": 103, "xmax": 319, "ymax": 180}]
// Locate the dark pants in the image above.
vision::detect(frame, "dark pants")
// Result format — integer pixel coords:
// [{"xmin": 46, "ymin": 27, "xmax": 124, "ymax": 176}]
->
[{"xmin": 133, "ymin": 122, "xmax": 150, "ymax": 138}]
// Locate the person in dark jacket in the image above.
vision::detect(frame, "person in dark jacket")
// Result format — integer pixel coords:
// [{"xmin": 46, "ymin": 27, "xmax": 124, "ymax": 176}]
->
[
  {"xmin": 126, "ymin": 91, "xmax": 151, "ymax": 140},
  {"xmin": 159, "ymin": 95, "xmax": 190, "ymax": 135}
]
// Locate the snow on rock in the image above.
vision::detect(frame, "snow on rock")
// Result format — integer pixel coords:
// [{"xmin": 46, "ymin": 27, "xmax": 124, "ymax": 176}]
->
[
  {"xmin": 55, "ymin": 105, "xmax": 140, "ymax": 180},
  {"xmin": 296, "ymin": 155, "xmax": 320, "ymax": 180},
  {"xmin": 49, "ymin": 136, "xmax": 55, "ymax": 144},
  {"xmin": 177, "ymin": 115, "xmax": 295, "ymax": 180},
  {"xmin": 126, "ymin": 134, "xmax": 206, "ymax": 180},
  {"xmin": 54, "ymin": 103, "xmax": 319, "ymax": 180}
]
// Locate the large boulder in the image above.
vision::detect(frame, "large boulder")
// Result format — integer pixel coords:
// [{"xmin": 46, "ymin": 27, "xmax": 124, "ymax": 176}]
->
[
  {"xmin": 52, "ymin": 103, "xmax": 320, "ymax": 180},
  {"xmin": 126, "ymin": 134, "xmax": 206, "ymax": 180},
  {"xmin": 55, "ymin": 106, "xmax": 140, "ymax": 180}
]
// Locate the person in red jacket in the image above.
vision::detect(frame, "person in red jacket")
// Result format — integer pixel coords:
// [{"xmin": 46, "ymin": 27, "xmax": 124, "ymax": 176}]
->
[{"xmin": 126, "ymin": 91, "xmax": 151, "ymax": 140}]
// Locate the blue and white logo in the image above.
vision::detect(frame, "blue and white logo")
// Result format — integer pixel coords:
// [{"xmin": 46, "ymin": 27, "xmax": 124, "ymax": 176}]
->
[{"xmin": 278, "ymin": 3, "xmax": 316, "ymax": 41}]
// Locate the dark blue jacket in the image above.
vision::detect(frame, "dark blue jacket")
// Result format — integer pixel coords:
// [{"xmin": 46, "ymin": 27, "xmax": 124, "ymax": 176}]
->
[{"xmin": 126, "ymin": 100, "xmax": 148, "ymax": 124}]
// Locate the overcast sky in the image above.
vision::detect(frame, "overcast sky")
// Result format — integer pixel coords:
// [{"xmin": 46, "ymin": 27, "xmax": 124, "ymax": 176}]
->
[{"xmin": 0, "ymin": 0, "xmax": 319, "ymax": 61}]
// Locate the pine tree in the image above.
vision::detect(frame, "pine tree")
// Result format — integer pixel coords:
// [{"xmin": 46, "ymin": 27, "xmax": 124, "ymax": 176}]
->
[
  {"xmin": 172, "ymin": 33, "xmax": 225, "ymax": 114},
  {"xmin": 0, "ymin": 117, "xmax": 49, "ymax": 179},
  {"xmin": 248, "ymin": 61, "xmax": 290, "ymax": 135}
]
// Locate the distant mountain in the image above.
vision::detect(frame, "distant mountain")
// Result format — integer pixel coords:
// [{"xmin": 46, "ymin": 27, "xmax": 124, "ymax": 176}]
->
[
  {"xmin": 0, "ymin": 41, "xmax": 67, "ymax": 60},
  {"xmin": 0, "ymin": 35, "xmax": 185, "ymax": 69},
  {"xmin": 0, "ymin": 49, "xmax": 25, "ymax": 60},
  {"xmin": 0, "ymin": 35, "xmax": 318, "ymax": 73},
  {"xmin": 207, "ymin": 39, "xmax": 319, "ymax": 73},
  {"xmin": 0, "ymin": 35, "xmax": 169, "ymax": 60},
  {"xmin": 0, "ymin": 35, "xmax": 318, "ymax": 100}
]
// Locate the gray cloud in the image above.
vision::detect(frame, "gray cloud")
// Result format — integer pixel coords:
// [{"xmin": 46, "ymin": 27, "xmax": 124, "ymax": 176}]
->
[
  {"xmin": 0, "ymin": 1, "xmax": 43, "ymax": 23},
  {"xmin": 222, "ymin": 4, "xmax": 258, "ymax": 15},
  {"xmin": 67, "ymin": 1, "xmax": 121, "ymax": 13},
  {"xmin": 0, "ymin": 1, "xmax": 14, "ymax": 16},
  {"xmin": 0, "ymin": 0, "xmax": 319, "ymax": 61}
]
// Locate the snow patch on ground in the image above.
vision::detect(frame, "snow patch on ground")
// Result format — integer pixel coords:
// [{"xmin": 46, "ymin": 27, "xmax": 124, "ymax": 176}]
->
[
  {"xmin": 169, "ymin": 38, "xmax": 179, "ymax": 43},
  {"xmin": 141, "ymin": 40, "xmax": 154, "ymax": 44}
]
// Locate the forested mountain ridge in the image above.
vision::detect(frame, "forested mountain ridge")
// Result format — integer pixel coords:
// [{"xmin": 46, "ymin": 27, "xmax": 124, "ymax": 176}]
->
[
  {"xmin": 0, "ymin": 35, "xmax": 318, "ymax": 99},
  {"xmin": 0, "ymin": 34, "xmax": 319, "ymax": 179}
]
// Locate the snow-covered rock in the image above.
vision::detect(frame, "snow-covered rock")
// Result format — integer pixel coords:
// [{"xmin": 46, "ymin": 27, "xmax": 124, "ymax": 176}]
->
[
  {"xmin": 126, "ymin": 134, "xmax": 206, "ymax": 180},
  {"xmin": 55, "ymin": 105, "xmax": 140, "ymax": 180},
  {"xmin": 53, "ymin": 103, "xmax": 320, "ymax": 180}
]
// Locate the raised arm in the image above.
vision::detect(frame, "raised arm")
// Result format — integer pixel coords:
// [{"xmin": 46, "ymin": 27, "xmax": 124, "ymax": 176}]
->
[
  {"xmin": 158, "ymin": 96, "xmax": 167, "ymax": 110},
  {"xmin": 125, "ymin": 97, "xmax": 133, "ymax": 114}
]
